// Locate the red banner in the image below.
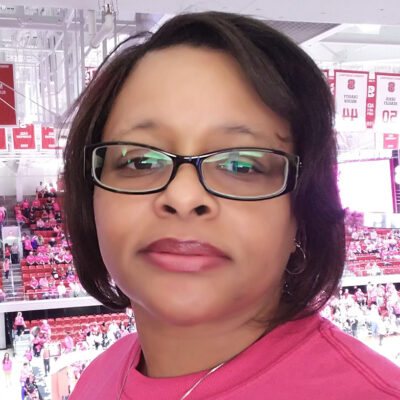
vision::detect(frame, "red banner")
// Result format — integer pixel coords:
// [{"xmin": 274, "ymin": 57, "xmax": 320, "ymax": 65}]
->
[
  {"xmin": 383, "ymin": 133, "xmax": 399, "ymax": 149},
  {"xmin": 12, "ymin": 124, "xmax": 35, "ymax": 150},
  {"xmin": 41, "ymin": 126, "xmax": 60, "ymax": 150},
  {"xmin": 0, "ymin": 63, "xmax": 17, "ymax": 125},
  {"xmin": 375, "ymin": 73, "xmax": 400, "ymax": 133},
  {"xmin": 0, "ymin": 128, "xmax": 6, "ymax": 150},
  {"xmin": 334, "ymin": 70, "xmax": 369, "ymax": 132}
]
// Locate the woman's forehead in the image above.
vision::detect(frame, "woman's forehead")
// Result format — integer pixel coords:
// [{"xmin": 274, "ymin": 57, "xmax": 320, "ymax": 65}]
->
[{"xmin": 103, "ymin": 45, "xmax": 293, "ymax": 151}]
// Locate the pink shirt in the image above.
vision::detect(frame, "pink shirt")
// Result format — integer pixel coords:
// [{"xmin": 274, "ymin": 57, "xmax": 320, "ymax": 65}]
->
[
  {"xmin": 41, "ymin": 323, "xmax": 51, "ymax": 334},
  {"xmin": 35, "ymin": 254, "xmax": 44, "ymax": 264},
  {"xmin": 39, "ymin": 278, "xmax": 49, "ymax": 288},
  {"xmin": 25, "ymin": 350, "xmax": 32, "ymax": 361},
  {"xmin": 64, "ymin": 336, "xmax": 74, "ymax": 350},
  {"xmin": 16, "ymin": 213, "xmax": 25, "ymax": 222},
  {"xmin": 30, "ymin": 279, "xmax": 38, "ymax": 289},
  {"xmin": 3, "ymin": 260, "xmax": 10, "ymax": 271},
  {"xmin": 69, "ymin": 314, "xmax": 400, "ymax": 399},
  {"xmin": 26, "ymin": 255, "xmax": 35, "ymax": 264},
  {"xmin": 2, "ymin": 360, "xmax": 12, "ymax": 372},
  {"xmin": 20, "ymin": 366, "xmax": 30, "ymax": 383}
]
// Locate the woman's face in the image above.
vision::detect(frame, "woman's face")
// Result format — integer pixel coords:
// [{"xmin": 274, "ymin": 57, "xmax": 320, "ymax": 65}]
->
[{"xmin": 94, "ymin": 46, "xmax": 297, "ymax": 326}]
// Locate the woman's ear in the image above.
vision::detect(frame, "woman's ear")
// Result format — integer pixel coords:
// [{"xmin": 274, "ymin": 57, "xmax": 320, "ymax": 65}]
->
[{"xmin": 290, "ymin": 219, "xmax": 298, "ymax": 253}]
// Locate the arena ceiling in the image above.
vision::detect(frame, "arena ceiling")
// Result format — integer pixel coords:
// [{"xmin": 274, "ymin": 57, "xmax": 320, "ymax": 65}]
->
[{"xmin": 0, "ymin": 0, "xmax": 398, "ymax": 156}]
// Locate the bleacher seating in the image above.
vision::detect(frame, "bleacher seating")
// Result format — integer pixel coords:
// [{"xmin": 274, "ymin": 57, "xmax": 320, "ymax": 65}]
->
[
  {"xmin": 26, "ymin": 312, "xmax": 131, "ymax": 343},
  {"xmin": 345, "ymin": 226, "xmax": 400, "ymax": 277}
]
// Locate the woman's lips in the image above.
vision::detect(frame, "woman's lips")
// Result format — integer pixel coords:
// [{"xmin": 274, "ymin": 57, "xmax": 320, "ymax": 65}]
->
[{"xmin": 140, "ymin": 238, "xmax": 230, "ymax": 273}]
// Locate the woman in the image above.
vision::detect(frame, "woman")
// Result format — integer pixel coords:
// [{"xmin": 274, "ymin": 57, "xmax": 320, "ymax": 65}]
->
[
  {"xmin": 63, "ymin": 332, "xmax": 74, "ymax": 353},
  {"xmin": 37, "ymin": 235, "xmax": 44, "ymax": 247},
  {"xmin": 26, "ymin": 252, "xmax": 35, "ymax": 266},
  {"xmin": 15, "ymin": 311, "xmax": 26, "ymax": 337},
  {"xmin": 25, "ymin": 348, "xmax": 33, "ymax": 364},
  {"xmin": 22, "ymin": 199, "xmax": 30, "ymax": 216},
  {"xmin": 11, "ymin": 241, "xmax": 19, "ymax": 264},
  {"xmin": 16, "ymin": 211, "xmax": 28, "ymax": 227},
  {"xmin": 34, "ymin": 253, "xmax": 44, "ymax": 265},
  {"xmin": 20, "ymin": 362, "xmax": 32, "ymax": 399},
  {"xmin": 24, "ymin": 374, "xmax": 43, "ymax": 400},
  {"xmin": 54, "ymin": 250, "xmax": 64, "ymax": 264},
  {"xmin": 3, "ymin": 257, "xmax": 10, "ymax": 279},
  {"xmin": 2, "ymin": 352, "xmax": 12, "ymax": 388},
  {"xmin": 65, "ymin": 12, "xmax": 400, "ymax": 399},
  {"xmin": 36, "ymin": 218, "xmax": 45, "ymax": 230},
  {"xmin": 23, "ymin": 236, "xmax": 33, "ymax": 258},
  {"xmin": 29, "ymin": 275, "xmax": 39, "ymax": 291},
  {"xmin": 65, "ymin": 264, "xmax": 75, "ymax": 276},
  {"xmin": 39, "ymin": 276, "xmax": 50, "ymax": 299},
  {"xmin": 4, "ymin": 244, "xmax": 11, "ymax": 260}
]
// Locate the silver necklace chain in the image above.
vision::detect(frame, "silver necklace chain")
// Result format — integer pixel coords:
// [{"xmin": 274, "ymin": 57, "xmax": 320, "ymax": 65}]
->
[
  {"xmin": 117, "ymin": 344, "xmax": 226, "ymax": 400},
  {"xmin": 179, "ymin": 361, "xmax": 225, "ymax": 400}
]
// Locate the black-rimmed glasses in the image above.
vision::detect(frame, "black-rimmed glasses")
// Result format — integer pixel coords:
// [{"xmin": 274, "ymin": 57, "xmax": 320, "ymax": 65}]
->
[{"xmin": 84, "ymin": 142, "xmax": 301, "ymax": 201}]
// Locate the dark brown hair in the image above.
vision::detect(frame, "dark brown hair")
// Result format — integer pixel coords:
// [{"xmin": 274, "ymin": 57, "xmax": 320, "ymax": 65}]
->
[{"xmin": 63, "ymin": 11, "xmax": 345, "ymax": 325}]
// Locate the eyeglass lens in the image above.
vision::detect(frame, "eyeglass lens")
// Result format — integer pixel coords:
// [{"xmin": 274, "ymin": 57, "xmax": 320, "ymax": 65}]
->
[{"xmin": 93, "ymin": 144, "xmax": 289, "ymax": 198}]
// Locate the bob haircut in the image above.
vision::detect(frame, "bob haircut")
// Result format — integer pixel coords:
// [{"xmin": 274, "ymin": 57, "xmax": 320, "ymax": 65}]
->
[{"xmin": 63, "ymin": 11, "xmax": 345, "ymax": 325}]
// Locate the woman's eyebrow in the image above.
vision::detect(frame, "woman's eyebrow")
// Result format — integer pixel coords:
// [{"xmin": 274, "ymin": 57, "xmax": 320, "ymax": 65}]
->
[
  {"xmin": 115, "ymin": 120, "xmax": 291, "ymax": 143},
  {"xmin": 111, "ymin": 120, "xmax": 159, "ymax": 139},
  {"xmin": 124, "ymin": 121, "xmax": 260, "ymax": 135},
  {"xmin": 129, "ymin": 120, "xmax": 158, "ymax": 131},
  {"xmin": 218, "ymin": 124, "xmax": 260, "ymax": 137},
  {"xmin": 218, "ymin": 124, "xmax": 292, "ymax": 143}
]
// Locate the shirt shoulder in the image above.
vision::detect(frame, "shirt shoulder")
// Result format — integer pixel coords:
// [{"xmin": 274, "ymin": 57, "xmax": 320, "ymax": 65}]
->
[
  {"xmin": 315, "ymin": 316, "xmax": 400, "ymax": 397},
  {"xmin": 217, "ymin": 315, "xmax": 400, "ymax": 400},
  {"xmin": 69, "ymin": 333, "xmax": 138, "ymax": 399}
]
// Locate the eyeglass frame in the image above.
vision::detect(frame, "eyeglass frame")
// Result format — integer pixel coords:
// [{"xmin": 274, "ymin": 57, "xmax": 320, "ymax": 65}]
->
[{"xmin": 84, "ymin": 141, "xmax": 301, "ymax": 201}]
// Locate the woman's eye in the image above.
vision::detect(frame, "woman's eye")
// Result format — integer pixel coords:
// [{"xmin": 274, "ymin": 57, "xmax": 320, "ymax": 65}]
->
[
  {"xmin": 118, "ymin": 157, "xmax": 165, "ymax": 170},
  {"xmin": 218, "ymin": 159, "xmax": 260, "ymax": 174}
]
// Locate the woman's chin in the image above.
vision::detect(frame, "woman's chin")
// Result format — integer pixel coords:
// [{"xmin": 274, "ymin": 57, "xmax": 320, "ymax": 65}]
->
[{"xmin": 133, "ymin": 291, "xmax": 230, "ymax": 328}]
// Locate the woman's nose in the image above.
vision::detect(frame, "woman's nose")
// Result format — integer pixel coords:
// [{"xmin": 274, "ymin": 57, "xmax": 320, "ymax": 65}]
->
[{"xmin": 153, "ymin": 164, "xmax": 219, "ymax": 220}]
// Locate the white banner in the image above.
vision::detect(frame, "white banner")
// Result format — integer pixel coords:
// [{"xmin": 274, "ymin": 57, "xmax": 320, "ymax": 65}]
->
[
  {"xmin": 334, "ymin": 70, "xmax": 369, "ymax": 132},
  {"xmin": 375, "ymin": 73, "xmax": 400, "ymax": 133}
]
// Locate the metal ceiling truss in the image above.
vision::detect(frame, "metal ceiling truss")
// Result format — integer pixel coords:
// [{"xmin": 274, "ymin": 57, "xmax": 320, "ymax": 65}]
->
[
  {"xmin": 1, "ymin": 3, "xmax": 400, "ymax": 132},
  {"xmin": 0, "ymin": 4, "xmax": 141, "ymax": 126}
]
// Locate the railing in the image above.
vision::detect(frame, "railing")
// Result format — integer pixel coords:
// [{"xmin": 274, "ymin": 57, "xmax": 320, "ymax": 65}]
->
[{"xmin": 0, "ymin": 287, "xmax": 90, "ymax": 303}]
